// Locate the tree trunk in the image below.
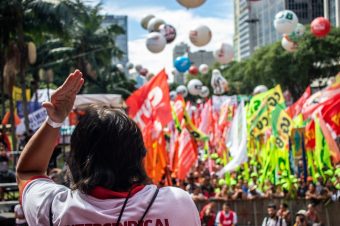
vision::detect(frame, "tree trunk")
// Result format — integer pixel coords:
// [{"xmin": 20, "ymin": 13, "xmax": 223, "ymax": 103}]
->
[{"xmin": 18, "ymin": 15, "xmax": 30, "ymax": 134}]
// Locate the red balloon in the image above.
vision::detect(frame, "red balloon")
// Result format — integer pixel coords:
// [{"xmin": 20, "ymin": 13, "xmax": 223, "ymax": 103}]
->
[
  {"xmin": 311, "ymin": 17, "xmax": 331, "ymax": 37},
  {"xmin": 188, "ymin": 65, "xmax": 199, "ymax": 75}
]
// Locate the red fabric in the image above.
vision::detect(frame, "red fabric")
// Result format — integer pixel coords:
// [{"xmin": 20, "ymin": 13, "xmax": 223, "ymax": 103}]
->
[
  {"xmin": 286, "ymin": 86, "xmax": 311, "ymax": 118},
  {"xmin": 126, "ymin": 69, "xmax": 172, "ymax": 130},
  {"xmin": 301, "ymin": 84, "xmax": 340, "ymax": 120},
  {"xmin": 321, "ymin": 97, "xmax": 340, "ymax": 136},
  {"xmin": 305, "ymin": 120, "xmax": 315, "ymax": 150},
  {"xmin": 89, "ymin": 184, "xmax": 146, "ymax": 199},
  {"xmin": 173, "ymin": 95, "xmax": 185, "ymax": 122},
  {"xmin": 219, "ymin": 211, "xmax": 235, "ymax": 226},
  {"xmin": 177, "ymin": 128, "xmax": 197, "ymax": 180}
]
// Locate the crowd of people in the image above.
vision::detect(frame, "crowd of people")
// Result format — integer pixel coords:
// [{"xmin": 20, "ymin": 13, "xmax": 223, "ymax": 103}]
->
[{"xmin": 174, "ymin": 159, "xmax": 340, "ymax": 203}]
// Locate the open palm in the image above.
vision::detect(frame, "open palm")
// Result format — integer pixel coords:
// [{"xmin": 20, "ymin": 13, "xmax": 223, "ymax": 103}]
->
[{"xmin": 42, "ymin": 70, "xmax": 84, "ymax": 123}]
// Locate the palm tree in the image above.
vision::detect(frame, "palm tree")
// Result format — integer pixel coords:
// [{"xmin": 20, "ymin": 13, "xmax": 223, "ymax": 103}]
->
[{"xmin": 0, "ymin": 0, "xmax": 75, "ymax": 148}]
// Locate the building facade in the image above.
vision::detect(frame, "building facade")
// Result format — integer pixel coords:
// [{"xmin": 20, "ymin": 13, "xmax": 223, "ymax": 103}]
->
[
  {"xmin": 102, "ymin": 15, "xmax": 129, "ymax": 66},
  {"xmin": 324, "ymin": 0, "xmax": 340, "ymax": 27},
  {"xmin": 233, "ymin": 0, "xmax": 258, "ymax": 61},
  {"xmin": 234, "ymin": 0, "xmax": 326, "ymax": 61}
]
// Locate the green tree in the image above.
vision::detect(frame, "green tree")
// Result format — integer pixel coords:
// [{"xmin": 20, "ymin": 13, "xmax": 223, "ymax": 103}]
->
[
  {"xmin": 221, "ymin": 27, "xmax": 340, "ymax": 99},
  {"xmin": 0, "ymin": 0, "xmax": 75, "ymax": 147}
]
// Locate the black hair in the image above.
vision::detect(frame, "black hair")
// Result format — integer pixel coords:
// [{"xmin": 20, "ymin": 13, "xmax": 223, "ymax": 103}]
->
[
  {"xmin": 67, "ymin": 105, "xmax": 149, "ymax": 194},
  {"xmin": 268, "ymin": 203, "xmax": 277, "ymax": 209}
]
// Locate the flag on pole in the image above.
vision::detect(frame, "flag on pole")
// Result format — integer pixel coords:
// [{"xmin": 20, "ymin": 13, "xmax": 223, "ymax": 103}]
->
[
  {"xmin": 126, "ymin": 69, "xmax": 172, "ymax": 130},
  {"xmin": 177, "ymin": 128, "xmax": 198, "ymax": 180},
  {"xmin": 286, "ymin": 86, "xmax": 311, "ymax": 119},
  {"xmin": 218, "ymin": 100, "xmax": 247, "ymax": 177}
]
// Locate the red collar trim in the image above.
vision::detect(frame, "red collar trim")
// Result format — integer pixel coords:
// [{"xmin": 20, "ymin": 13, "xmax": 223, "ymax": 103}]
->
[{"xmin": 89, "ymin": 184, "xmax": 146, "ymax": 199}]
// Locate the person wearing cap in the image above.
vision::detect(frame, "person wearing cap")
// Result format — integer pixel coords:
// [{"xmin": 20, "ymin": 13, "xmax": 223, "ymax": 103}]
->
[
  {"xmin": 16, "ymin": 70, "xmax": 201, "ymax": 225},
  {"xmin": 247, "ymin": 184, "xmax": 263, "ymax": 200},
  {"xmin": 262, "ymin": 204, "xmax": 287, "ymax": 226},
  {"xmin": 294, "ymin": 210, "xmax": 309, "ymax": 226}
]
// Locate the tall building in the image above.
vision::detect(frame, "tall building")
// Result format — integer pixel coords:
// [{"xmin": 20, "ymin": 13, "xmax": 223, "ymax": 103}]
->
[
  {"xmin": 324, "ymin": 0, "xmax": 340, "ymax": 27},
  {"xmin": 233, "ymin": 0, "xmax": 258, "ymax": 61},
  {"xmin": 102, "ymin": 15, "xmax": 128, "ymax": 65},
  {"xmin": 234, "ymin": 0, "xmax": 325, "ymax": 61}
]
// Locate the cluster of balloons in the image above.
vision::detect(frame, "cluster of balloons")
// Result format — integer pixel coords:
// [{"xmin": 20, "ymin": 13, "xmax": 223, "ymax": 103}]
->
[
  {"xmin": 274, "ymin": 10, "xmax": 331, "ymax": 52},
  {"xmin": 273, "ymin": 10, "xmax": 304, "ymax": 52},
  {"xmin": 141, "ymin": 15, "xmax": 177, "ymax": 53}
]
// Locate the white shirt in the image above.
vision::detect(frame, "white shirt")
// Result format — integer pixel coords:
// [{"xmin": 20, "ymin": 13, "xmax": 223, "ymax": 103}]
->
[
  {"xmin": 14, "ymin": 204, "xmax": 27, "ymax": 224},
  {"xmin": 22, "ymin": 178, "xmax": 200, "ymax": 226},
  {"xmin": 215, "ymin": 210, "xmax": 238, "ymax": 225},
  {"xmin": 262, "ymin": 217, "xmax": 287, "ymax": 226}
]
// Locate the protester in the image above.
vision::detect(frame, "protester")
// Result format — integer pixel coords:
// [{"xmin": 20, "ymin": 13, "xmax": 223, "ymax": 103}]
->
[
  {"xmin": 293, "ymin": 210, "xmax": 309, "ymax": 226},
  {"xmin": 262, "ymin": 203, "xmax": 287, "ymax": 226},
  {"xmin": 16, "ymin": 70, "xmax": 200, "ymax": 225},
  {"xmin": 216, "ymin": 203, "xmax": 237, "ymax": 226},
  {"xmin": 200, "ymin": 202, "xmax": 216, "ymax": 226},
  {"xmin": 306, "ymin": 203, "xmax": 321, "ymax": 226},
  {"xmin": 277, "ymin": 203, "xmax": 292, "ymax": 226}
]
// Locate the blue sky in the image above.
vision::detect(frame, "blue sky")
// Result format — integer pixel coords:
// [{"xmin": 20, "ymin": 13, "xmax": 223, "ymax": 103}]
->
[{"xmin": 99, "ymin": 0, "xmax": 234, "ymax": 75}]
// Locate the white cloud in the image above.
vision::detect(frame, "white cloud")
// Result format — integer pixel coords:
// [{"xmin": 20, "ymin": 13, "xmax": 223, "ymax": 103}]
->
[{"xmin": 102, "ymin": 5, "xmax": 234, "ymax": 77}]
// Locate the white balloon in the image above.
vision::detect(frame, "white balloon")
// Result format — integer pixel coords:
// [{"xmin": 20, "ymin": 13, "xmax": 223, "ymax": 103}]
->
[
  {"xmin": 199, "ymin": 86, "xmax": 210, "ymax": 98},
  {"xmin": 199, "ymin": 64, "xmax": 209, "ymax": 75},
  {"xmin": 253, "ymin": 85, "xmax": 268, "ymax": 95},
  {"xmin": 281, "ymin": 35, "xmax": 297, "ymax": 52},
  {"xmin": 147, "ymin": 18, "xmax": 165, "ymax": 32},
  {"xmin": 274, "ymin": 10, "xmax": 298, "ymax": 34},
  {"xmin": 135, "ymin": 64, "xmax": 143, "ymax": 72},
  {"xmin": 125, "ymin": 62, "xmax": 134, "ymax": 70},
  {"xmin": 176, "ymin": 85, "xmax": 188, "ymax": 97},
  {"xmin": 289, "ymin": 23, "xmax": 305, "ymax": 42},
  {"xmin": 170, "ymin": 91, "xmax": 177, "ymax": 100},
  {"xmin": 213, "ymin": 43, "xmax": 234, "ymax": 64},
  {"xmin": 27, "ymin": 42, "xmax": 37, "ymax": 64},
  {"xmin": 146, "ymin": 32, "xmax": 166, "ymax": 53},
  {"xmin": 141, "ymin": 14, "xmax": 155, "ymax": 30},
  {"xmin": 211, "ymin": 69, "xmax": 228, "ymax": 95},
  {"xmin": 189, "ymin": 25, "xmax": 212, "ymax": 47},
  {"xmin": 187, "ymin": 79, "xmax": 203, "ymax": 96},
  {"xmin": 176, "ymin": 0, "xmax": 206, "ymax": 9},
  {"xmin": 116, "ymin": 64, "xmax": 124, "ymax": 72}
]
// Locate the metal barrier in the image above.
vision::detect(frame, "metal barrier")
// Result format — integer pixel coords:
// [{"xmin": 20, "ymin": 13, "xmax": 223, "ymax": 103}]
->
[{"xmin": 195, "ymin": 199, "xmax": 340, "ymax": 226}]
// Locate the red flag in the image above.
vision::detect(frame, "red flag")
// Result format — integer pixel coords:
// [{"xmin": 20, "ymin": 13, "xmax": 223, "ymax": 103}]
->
[
  {"xmin": 322, "ymin": 97, "xmax": 340, "ymax": 136},
  {"xmin": 301, "ymin": 84, "xmax": 340, "ymax": 120},
  {"xmin": 286, "ymin": 86, "xmax": 311, "ymax": 118},
  {"xmin": 318, "ymin": 112, "xmax": 340, "ymax": 164},
  {"xmin": 305, "ymin": 120, "xmax": 315, "ymax": 150},
  {"xmin": 173, "ymin": 95, "xmax": 185, "ymax": 122},
  {"xmin": 126, "ymin": 69, "xmax": 172, "ymax": 129},
  {"xmin": 177, "ymin": 128, "xmax": 198, "ymax": 180}
]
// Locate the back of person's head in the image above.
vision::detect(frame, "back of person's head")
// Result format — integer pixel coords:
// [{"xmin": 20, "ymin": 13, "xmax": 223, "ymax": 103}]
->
[{"xmin": 68, "ymin": 105, "xmax": 148, "ymax": 194}]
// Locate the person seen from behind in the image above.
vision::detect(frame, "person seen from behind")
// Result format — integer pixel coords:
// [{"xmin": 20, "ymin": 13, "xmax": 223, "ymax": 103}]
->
[{"xmin": 16, "ymin": 70, "xmax": 200, "ymax": 225}]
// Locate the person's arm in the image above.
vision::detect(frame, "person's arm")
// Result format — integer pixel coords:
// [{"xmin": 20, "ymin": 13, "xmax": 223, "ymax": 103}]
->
[{"xmin": 16, "ymin": 70, "xmax": 84, "ymax": 195}]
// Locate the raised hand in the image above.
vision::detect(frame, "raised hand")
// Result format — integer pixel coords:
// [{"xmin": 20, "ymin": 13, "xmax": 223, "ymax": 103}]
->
[{"xmin": 42, "ymin": 70, "xmax": 84, "ymax": 123}]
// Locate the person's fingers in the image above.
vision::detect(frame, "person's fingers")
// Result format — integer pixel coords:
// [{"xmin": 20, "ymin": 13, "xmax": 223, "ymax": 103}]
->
[
  {"xmin": 42, "ymin": 102, "xmax": 55, "ymax": 113},
  {"xmin": 74, "ymin": 78, "xmax": 84, "ymax": 94}
]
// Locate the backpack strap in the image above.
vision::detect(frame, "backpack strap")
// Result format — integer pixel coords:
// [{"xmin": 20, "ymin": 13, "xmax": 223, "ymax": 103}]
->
[
  {"xmin": 138, "ymin": 187, "xmax": 160, "ymax": 225},
  {"xmin": 49, "ymin": 201, "xmax": 53, "ymax": 226},
  {"xmin": 116, "ymin": 188, "xmax": 133, "ymax": 225}
]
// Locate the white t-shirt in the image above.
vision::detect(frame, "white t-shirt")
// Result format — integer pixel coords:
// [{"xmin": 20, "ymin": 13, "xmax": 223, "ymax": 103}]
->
[
  {"xmin": 14, "ymin": 204, "xmax": 27, "ymax": 224},
  {"xmin": 22, "ymin": 178, "xmax": 201, "ymax": 226}
]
